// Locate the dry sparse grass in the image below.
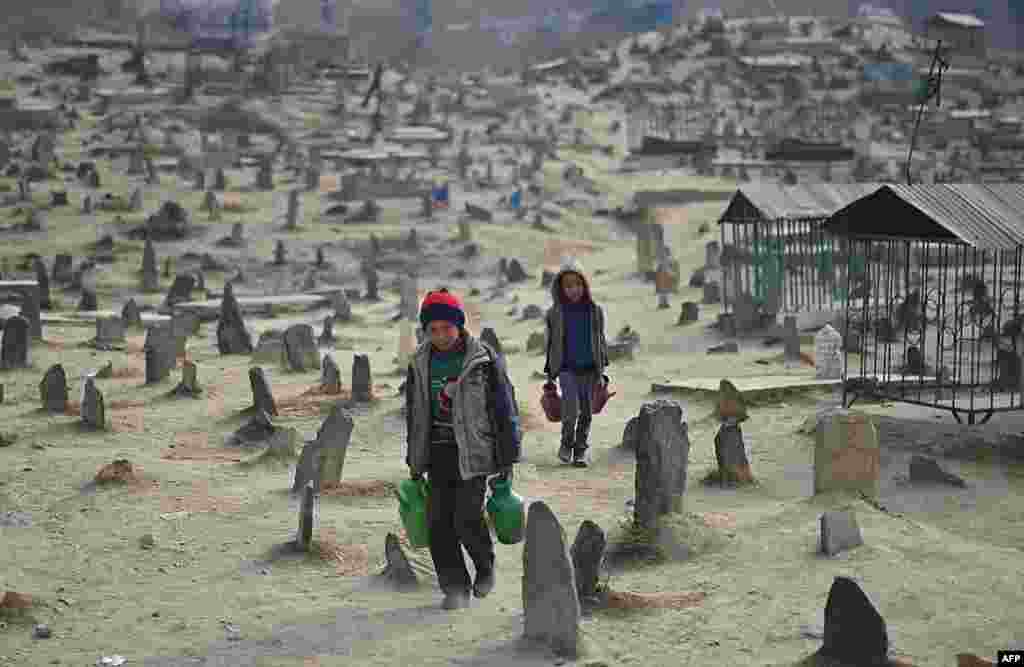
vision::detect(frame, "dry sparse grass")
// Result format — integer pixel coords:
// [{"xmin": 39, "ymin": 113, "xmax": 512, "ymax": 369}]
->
[
  {"xmin": 158, "ymin": 480, "xmax": 243, "ymax": 514},
  {"xmin": 321, "ymin": 480, "xmax": 395, "ymax": 497},
  {"xmin": 162, "ymin": 431, "xmax": 244, "ymax": 463},
  {"xmin": 311, "ymin": 527, "xmax": 371, "ymax": 576},
  {"xmin": 604, "ymin": 589, "xmax": 707, "ymax": 611}
]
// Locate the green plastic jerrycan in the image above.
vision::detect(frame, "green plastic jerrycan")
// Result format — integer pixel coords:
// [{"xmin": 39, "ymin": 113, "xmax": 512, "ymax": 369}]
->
[
  {"xmin": 486, "ymin": 477, "xmax": 525, "ymax": 545},
  {"xmin": 397, "ymin": 477, "xmax": 431, "ymax": 549}
]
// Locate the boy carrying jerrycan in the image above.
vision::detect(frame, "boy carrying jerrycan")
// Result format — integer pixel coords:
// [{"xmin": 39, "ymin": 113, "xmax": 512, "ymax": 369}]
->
[{"xmin": 401, "ymin": 289, "xmax": 524, "ymax": 611}]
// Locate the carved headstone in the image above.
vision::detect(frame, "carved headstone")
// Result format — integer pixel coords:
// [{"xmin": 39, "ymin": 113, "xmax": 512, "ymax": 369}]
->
[
  {"xmin": 783, "ymin": 316, "xmax": 801, "ymax": 367},
  {"xmin": 141, "ymin": 239, "xmax": 159, "ymax": 292},
  {"xmin": 0, "ymin": 316, "xmax": 30, "ymax": 369},
  {"xmin": 814, "ymin": 411, "xmax": 880, "ymax": 498},
  {"xmin": 95, "ymin": 316, "xmax": 126, "ymax": 348},
  {"xmin": 121, "ymin": 299, "xmax": 142, "ymax": 328},
  {"xmin": 53, "ymin": 254, "xmax": 73, "ymax": 284},
  {"xmin": 820, "ymin": 577, "xmax": 888, "ymax": 666},
  {"xmin": 321, "ymin": 354, "xmax": 342, "ymax": 393},
  {"xmin": 40, "ymin": 364, "xmax": 68, "ymax": 411},
  {"xmin": 351, "ymin": 354, "xmax": 372, "ymax": 402},
  {"xmin": 633, "ymin": 400, "xmax": 690, "ymax": 530},
  {"xmin": 164, "ymin": 274, "xmax": 195, "ymax": 307},
  {"xmin": 523, "ymin": 501, "xmax": 580, "ymax": 658},
  {"xmin": 570, "ymin": 520, "xmax": 606, "ymax": 601},
  {"xmin": 678, "ymin": 302, "xmax": 699, "ymax": 325},
  {"xmin": 285, "ymin": 188, "xmax": 300, "ymax": 229},
  {"xmin": 216, "ymin": 283, "xmax": 253, "ymax": 354},
  {"xmin": 81, "ymin": 377, "xmax": 105, "ymax": 429},
  {"xmin": 32, "ymin": 257, "xmax": 51, "ymax": 310},
  {"xmin": 715, "ymin": 379, "xmax": 748, "ymax": 422},
  {"xmin": 713, "ymin": 421, "xmax": 755, "ymax": 485},
  {"xmin": 292, "ymin": 403, "xmax": 355, "ymax": 493},
  {"xmin": 249, "ymin": 366, "xmax": 278, "ymax": 416},
  {"xmin": 172, "ymin": 359, "xmax": 202, "ymax": 397},
  {"xmin": 144, "ymin": 325, "xmax": 175, "ymax": 384},
  {"xmin": 282, "ymin": 324, "xmax": 319, "ymax": 371},
  {"xmin": 296, "ymin": 481, "xmax": 315, "ymax": 551}
]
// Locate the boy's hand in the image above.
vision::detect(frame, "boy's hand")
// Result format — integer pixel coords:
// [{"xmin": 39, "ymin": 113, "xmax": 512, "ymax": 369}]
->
[
  {"xmin": 495, "ymin": 465, "xmax": 513, "ymax": 482},
  {"xmin": 409, "ymin": 467, "xmax": 423, "ymax": 481}
]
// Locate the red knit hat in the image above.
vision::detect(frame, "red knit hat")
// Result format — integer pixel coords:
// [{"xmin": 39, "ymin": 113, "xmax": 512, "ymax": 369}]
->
[{"xmin": 419, "ymin": 288, "xmax": 466, "ymax": 330}]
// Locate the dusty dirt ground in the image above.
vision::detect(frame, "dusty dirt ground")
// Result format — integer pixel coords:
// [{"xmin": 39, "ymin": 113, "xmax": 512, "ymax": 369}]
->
[{"xmin": 0, "ymin": 105, "xmax": 1022, "ymax": 667}]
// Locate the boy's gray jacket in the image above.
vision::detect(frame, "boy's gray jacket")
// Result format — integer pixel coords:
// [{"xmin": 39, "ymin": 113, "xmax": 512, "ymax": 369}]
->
[
  {"xmin": 544, "ymin": 259, "xmax": 609, "ymax": 378},
  {"xmin": 405, "ymin": 334, "xmax": 505, "ymax": 480}
]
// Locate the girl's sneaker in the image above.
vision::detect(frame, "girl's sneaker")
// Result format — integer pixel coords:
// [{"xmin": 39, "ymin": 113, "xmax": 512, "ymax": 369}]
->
[{"xmin": 558, "ymin": 443, "xmax": 573, "ymax": 464}]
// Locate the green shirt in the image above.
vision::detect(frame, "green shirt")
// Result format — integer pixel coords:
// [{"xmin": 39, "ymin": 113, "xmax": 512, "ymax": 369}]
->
[{"xmin": 430, "ymin": 347, "xmax": 466, "ymax": 423}]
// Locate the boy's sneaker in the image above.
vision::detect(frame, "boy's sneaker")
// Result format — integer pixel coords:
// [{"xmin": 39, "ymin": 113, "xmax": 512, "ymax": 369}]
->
[
  {"xmin": 442, "ymin": 590, "xmax": 471, "ymax": 610},
  {"xmin": 473, "ymin": 569, "xmax": 495, "ymax": 598},
  {"xmin": 572, "ymin": 449, "xmax": 589, "ymax": 467},
  {"xmin": 558, "ymin": 443, "xmax": 573, "ymax": 464}
]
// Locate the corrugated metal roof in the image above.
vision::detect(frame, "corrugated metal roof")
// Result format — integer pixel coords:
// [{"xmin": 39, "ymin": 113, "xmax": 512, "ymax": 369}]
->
[
  {"xmin": 718, "ymin": 183, "xmax": 884, "ymax": 223},
  {"xmin": 833, "ymin": 184, "xmax": 1024, "ymax": 249}
]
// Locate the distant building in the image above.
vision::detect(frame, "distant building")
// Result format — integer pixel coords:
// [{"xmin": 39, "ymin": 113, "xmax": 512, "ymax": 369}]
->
[{"xmin": 923, "ymin": 12, "xmax": 986, "ymax": 58}]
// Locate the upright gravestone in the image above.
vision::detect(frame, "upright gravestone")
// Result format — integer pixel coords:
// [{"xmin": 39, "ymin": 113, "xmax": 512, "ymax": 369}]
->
[
  {"xmin": 296, "ymin": 481, "xmax": 315, "ymax": 552},
  {"xmin": 321, "ymin": 354, "xmax": 342, "ymax": 393},
  {"xmin": 39, "ymin": 363, "xmax": 68, "ymax": 411},
  {"xmin": 293, "ymin": 403, "xmax": 355, "ymax": 493},
  {"xmin": 523, "ymin": 501, "xmax": 580, "ymax": 659},
  {"xmin": 351, "ymin": 354, "xmax": 372, "ymax": 402},
  {"xmin": 678, "ymin": 302, "xmax": 699, "ymax": 325},
  {"xmin": 282, "ymin": 324, "xmax": 319, "ymax": 371},
  {"xmin": 814, "ymin": 411, "xmax": 880, "ymax": 498},
  {"xmin": 0, "ymin": 315, "xmax": 30, "ymax": 369},
  {"xmin": 633, "ymin": 400, "xmax": 690, "ymax": 530},
  {"xmin": 122, "ymin": 298, "xmax": 143, "ymax": 328},
  {"xmin": 815, "ymin": 325, "xmax": 843, "ymax": 379},
  {"xmin": 53, "ymin": 254, "xmax": 73, "ymax": 284},
  {"xmin": 164, "ymin": 274, "xmax": 195, "ymax": 307},
  {"xmin": 257, "ymin": 156, "xmax": 274, "ymax": 191},
  {"xmin": 364, "ymin": 266, "xmax": 379, "ymax": 301},
  {"xmin": 144, "ymin": 325, "xmax": 175, "ymax": 384},
  {"xmin": 32, "ymin": 257, "xmax": 51, "ymax": 310},
  {"xmin": 216, "ymin": 283, "xmax": 253, "ymax": 354},
  {"xmin": 172, "ymin": 359, "xmax": 202, "ymax": 397},
  {"xmin": 95, "ymin": 316, "xmax": 126, "ymax": 348},
  {"xmin": 285, "ymin": 189, "xmax": 300, "ymax": 229},
  {"xmin": 820, "ymin": 577, "xmax": 889, "ymax": 666},
  {"xmin": 81, "ymin": 377, "xmax": 105, "ymax": 429},
  {"xmin": 783, "ymin": 316, "xmax": 801, "ymax": 368},
  {"xmin": 332, "ymin": 291, "xmax": 352, "ymax": 322},
  {"xmin": 19, "ymin": 287, "xmax": 42, "ymax": 340},
  {"xmin": 570, "ymin": 520, "xmax": 606, "ymax": 601},
  {"xmin": 249, "ymin": 366, "xmax": 278, "ymax": 416},
  {"xmin": 141, "ymin": 239, "xmax": 159, "ymax": 292},
  {"xmin": 713, "ymin": 418, "xmax": 755, "ymax": 485}
]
